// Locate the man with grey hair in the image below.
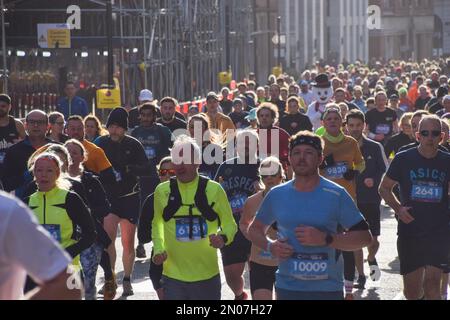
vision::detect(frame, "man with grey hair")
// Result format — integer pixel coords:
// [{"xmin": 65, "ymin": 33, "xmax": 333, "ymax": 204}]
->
[
  {"xmin": 379, "ymin": 115, "xmax": 450, "ymax": 300},
  {"xmin": 151, "ymin": 135, "xmax": 237, "ymax": 300},
  {"xmin": 2, "ymin": 110, "xmax": 53, "ymax": 197}
]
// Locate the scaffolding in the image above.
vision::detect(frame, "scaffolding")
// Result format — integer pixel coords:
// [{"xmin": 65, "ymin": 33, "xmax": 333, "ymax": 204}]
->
[{"xmin": 3, "ymin": 0, "xmax": 256, "ymax": 110}]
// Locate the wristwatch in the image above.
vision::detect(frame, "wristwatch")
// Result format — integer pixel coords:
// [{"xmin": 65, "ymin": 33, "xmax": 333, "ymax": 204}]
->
[{"xmin": 325, "ymin": 233, "xmax": 334, "ymax": 246}]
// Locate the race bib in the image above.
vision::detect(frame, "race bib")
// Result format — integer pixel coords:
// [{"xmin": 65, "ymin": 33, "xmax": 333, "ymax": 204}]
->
[
  {"xmin": 175, "ymin": 217, "xmax": 208, "ymax": 242},
  {"xmin": 375, "ymin": 124, "xmax": 391, "ymax": 135},
  {"xmin": 144, "ymin": 146, "xmax": 156, "ymax": 160},
  {"xmin": 290, "ymin": 253, "xmax": 329, "ymax": 281},
  {"xmin": 411, "ymin": 181, "xmax": 443, "ymax": 203},
  {"xmin": 43, "ymin": 224, "xmax": 62, "ymax": 243},
  {"xmin": 230, "ymin": 194, "xmax": 247, "ymax": 214},
  {"xmin": 325, "ymin": 162, "xmax": 348, "ymax": 179}
]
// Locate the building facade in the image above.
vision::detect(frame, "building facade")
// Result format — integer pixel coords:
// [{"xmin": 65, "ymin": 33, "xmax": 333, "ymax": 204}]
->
[
  {"xmin": 369, "ymin": 0, "xmax": 435, "ymax": 61},
  {"xmin": 434, "ymin": 0, "xmax": 450, "ymax": 57},
  {"xmin": 279, "ymin": 0, "xmax": 369, "ymax": 73}
]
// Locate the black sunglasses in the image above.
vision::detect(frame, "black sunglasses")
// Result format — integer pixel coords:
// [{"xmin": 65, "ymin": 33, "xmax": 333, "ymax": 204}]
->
[{"xmin": 420, "ymin": 130, "xmax": 441, "ymax": 138}]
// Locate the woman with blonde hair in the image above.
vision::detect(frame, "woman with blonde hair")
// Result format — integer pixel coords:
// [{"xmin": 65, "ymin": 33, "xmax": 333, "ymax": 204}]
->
[
  {"xmin": 25, "ymin": 152, "xmax": 95, "ymax": 293},
  {"xmin": 84, "ymin": 115, "xmax": 107, "ymax": 142},
  {"xmin": 240, "ymin": 156, "xmax": 284, "ymax": 300}
]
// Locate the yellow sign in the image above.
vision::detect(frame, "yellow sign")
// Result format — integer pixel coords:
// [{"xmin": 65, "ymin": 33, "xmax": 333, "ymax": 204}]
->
[
  {"xmin": 272, "ymin": 66, "xmax": 282, "ymax": 77},
  {"xmin": 47, "ymin": 29, "xmax": 71, "ymax": 48},
  {"xmin": 96, "ymin": 88, "xmax": 121, "ymax": 109},
  {"xmin": 218, "ymin": 71, "xmax": 232, "ymax": 86}
]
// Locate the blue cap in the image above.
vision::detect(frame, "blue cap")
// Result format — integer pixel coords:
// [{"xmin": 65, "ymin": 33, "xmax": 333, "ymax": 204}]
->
[
  {"xmin": 245, "ymin": 108, "xmax": 258, "ymax": 121},
  {"xmin": 300, "ymin": 80, "xmax": 308, "ymax": 86}
]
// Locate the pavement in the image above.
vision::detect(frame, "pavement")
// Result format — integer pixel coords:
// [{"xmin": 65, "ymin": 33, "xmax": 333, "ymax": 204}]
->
[{"xmin": 95, "ymin": 205, "xmax": 448, "ymax": 300}]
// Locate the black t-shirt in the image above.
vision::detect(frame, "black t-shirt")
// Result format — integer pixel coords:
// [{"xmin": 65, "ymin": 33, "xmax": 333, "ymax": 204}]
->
[
  {"xmin": 384, "ymin": 132, "xmax": 415, "ymax": 158},
  {"xmin": 386, "ymin": 148, "xmax": 450, "ymax": 238},
  {"xmin": 214, "ymin": 157, "xmax": 260, "ymax": 217},
  {"xmin": 414, "ymin": 96, "xmax": 431, "ymax": 110},
  {"xmin": 365, "ymin": 107, "xmax": 398, "ymax": 144},
  {"xmin": 279, "ymin": 113, "xmax": 313, "ymax": 136},
  {"xmin": 129, "ymin": 107, "xmax": 186, "ymax": 129},
  {"xmin": 0, "ymin": 116, "xmax": 20, "ymax": 177},
  {"xmin": 220, "ymin": 100, "xmax": 233, "ymax": 115},
  {"xmin": 429, "ymin": 102, "xmax": 443, "ymax": 114},
  {"xmin": 229, "ymin": 111, "xmax": 249, "ymax": 129},
  {"xmin": 157, "ymin": 117, "xmax": 187, "ymax": 133},
  {"xmin": 269, "ymin": 99, "xmax": 286, "ymax": 117}
]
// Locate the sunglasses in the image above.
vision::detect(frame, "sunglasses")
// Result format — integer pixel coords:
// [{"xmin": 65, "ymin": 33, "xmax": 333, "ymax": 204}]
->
[
  {"xmin": 420, "ymin": 130, "xmax": 441, "ymax": 138},
  {"xmin": 159, "ymin": 169, "xmax": 176, "ymax": 176},
  {"xmin": 261, "ymin": 173, "xmax": 280, "ymax": 179}
]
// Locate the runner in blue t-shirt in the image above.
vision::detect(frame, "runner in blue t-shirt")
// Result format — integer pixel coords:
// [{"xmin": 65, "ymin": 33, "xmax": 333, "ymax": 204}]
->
[
  {"xmin": 249, "ymin": 131, "xmax": 372, "ymax": 300},
  {"xmin": 379, "ymin": 115, "xmax": 450, "ymax": 300}
]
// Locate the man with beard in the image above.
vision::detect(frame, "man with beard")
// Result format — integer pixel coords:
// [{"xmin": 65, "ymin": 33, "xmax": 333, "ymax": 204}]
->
[
  {"xmin": 95, "ymin": 107, "xmax": 149, "ymax": 296},
  {"xmin": 131, "ymin": 103, "xmax": 172, "ymax": 258},
  {"xmin": 346, "ymin": 110, "xmax": 388, "ymax": 289},
  {"xmin": 0, "ymin": 94, "xmax": 26, "ymax": 179},
  {"xmin": 248, "ymin": 131, "xmax": 372, "ymax": 300},
  {"xmin": 157, "ymin": 97, "xmax": 187, "ymax": 134}
]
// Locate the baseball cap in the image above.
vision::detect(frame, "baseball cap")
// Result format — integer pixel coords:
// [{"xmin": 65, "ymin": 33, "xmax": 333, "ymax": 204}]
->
[
  {"xmin": 206, "ymin": 92, "xmax": 219, "ymax": 101},
  {"xmin": 139, "ymin": 89, "xmax": 154, "ymax": 102}
]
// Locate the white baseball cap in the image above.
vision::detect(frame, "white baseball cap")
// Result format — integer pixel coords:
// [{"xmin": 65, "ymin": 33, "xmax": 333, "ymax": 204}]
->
[{"xmin": 139, "ymin": 89, "xmax": 154, "ymax": 102}]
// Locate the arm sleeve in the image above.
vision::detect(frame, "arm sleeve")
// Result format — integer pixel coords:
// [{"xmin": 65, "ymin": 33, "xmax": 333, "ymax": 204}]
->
[
  {"xmin": 151, "ymin": 186, "xmax": 166, "ymax": 255},
  {"xmin": 87, "ymin": 176, "xmax": 111, "ymax": 220},
  {"xmin": 65, "ymin": 192, "xmax": 96, "ymax": 258},
  {"xmin": 214, "ymin": 185, "xmax": 238, "ymax": 245},
  {"xmin": 128, "ymin": 141, "xmax": 154, "ymax": 176},
  {"xmin": 4, "ymin": 201, "xmax": 71, "ymax": 284},
  {"xmin": 138, "ymin": 194, "xmax": 154, "ymax": 244}
]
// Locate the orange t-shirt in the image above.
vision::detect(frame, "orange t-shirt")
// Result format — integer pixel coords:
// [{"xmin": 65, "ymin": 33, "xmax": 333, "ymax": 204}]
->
[
  {"xmin": 82, "ymin": 140, "xmax": 112, "ymax": 174},
  {"xmin": 321, "ymin": 135, "xmax": 364, "ymax": 200}
]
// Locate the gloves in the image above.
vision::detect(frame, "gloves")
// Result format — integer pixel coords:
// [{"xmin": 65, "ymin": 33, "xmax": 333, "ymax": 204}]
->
[
  {"xmin": 319, "ymin": 154, "xmax": 335, "ymax": 170},
  {"xmin": 343, "ymin": 169, "xmax": 359, "ymax": 181}
]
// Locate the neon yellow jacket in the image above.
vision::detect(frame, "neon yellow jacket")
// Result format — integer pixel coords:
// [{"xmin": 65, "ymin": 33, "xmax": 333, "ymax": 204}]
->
[{"xmin": 152, "ymin": 176, "xmax": 237, "ymax": 282}]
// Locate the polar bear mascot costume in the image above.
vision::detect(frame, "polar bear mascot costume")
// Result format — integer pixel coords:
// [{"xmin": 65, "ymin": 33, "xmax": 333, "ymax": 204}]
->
[{"xmin": 306, "ymin": 73, "xmax": 334, "ymax": 131}]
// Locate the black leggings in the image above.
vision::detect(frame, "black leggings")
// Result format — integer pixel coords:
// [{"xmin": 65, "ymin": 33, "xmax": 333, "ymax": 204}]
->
[
  {"xmin": 343, "ymin": 251, "xmax": 355, "ymax": 282},
  {"xmin": 149, "ymin": 249, "xmax": 163, "ymax": 291}
]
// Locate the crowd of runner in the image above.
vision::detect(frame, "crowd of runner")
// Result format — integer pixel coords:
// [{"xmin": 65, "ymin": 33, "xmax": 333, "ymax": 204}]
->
[{"xmin": 0, "ymin": 58, "xmax": 449, "ymax": 300}]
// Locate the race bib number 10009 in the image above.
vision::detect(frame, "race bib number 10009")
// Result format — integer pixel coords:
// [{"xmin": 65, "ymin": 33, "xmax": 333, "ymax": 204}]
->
[{"xmin": 290, "ymin": 253, "xmax": 329, "ymax": 281}]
